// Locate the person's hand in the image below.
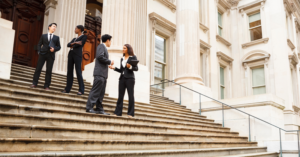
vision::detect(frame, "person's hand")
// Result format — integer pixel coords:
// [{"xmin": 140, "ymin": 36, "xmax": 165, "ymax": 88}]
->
[
  {"xmin": 75, "ymin": 41, "xmax": 82, "ymax": 45},
  {"xmin": 50, "ymin": 47, "xmax": 54, "ymax": 52},
  {"xmin": 111, "ymin": 60, "xmax": 114, "ymax": 66},
  {"xmin": 109, "ymin": 65, "xmax": 115, "ymax": 69},
  {"xmin": 126, "ymin": 63, "xmax": 131, "ymax": 68}
]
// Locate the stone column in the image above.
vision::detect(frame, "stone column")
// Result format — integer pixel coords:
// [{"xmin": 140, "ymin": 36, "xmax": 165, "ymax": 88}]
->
[
  {"xmin": 101, "ymin": 0, "xmax": 136, "ymax": 53},
  {"xmin": 175, "ymin": 0, "xmax": 204, "ymax": 85}
]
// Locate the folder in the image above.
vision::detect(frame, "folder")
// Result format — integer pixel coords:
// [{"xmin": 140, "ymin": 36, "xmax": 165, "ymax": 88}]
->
[
  {"xmin": 49, "ymin": 40, "xmax": 55, "ymax": 49},
  {"xmin": 128, "ymin": 60, "xmax": 139, "ymax": 66}
]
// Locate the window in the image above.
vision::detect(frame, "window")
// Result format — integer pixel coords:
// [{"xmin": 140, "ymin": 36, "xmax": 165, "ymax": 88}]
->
[
  {"xmin": 249, "ymin": 12, "xmax": 262, "ymax": 41},
  {"xmin": 252, "ymin": 67, "xmax": 266, "ymax": 95},
  {"xmin": 154, "ymin": 35, "xmax": 166, "ymax": 87},
  {"xmin": 218, "ymin": 12, "xmax": 223, "ymax": 36},
  {"xmin": 220, "ymin": 67, "xmax": 225, "ymax": 99}
]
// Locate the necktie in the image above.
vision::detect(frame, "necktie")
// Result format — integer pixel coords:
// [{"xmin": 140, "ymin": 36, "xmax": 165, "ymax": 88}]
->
[{"xmin": 49, "ymin": 34, "xmax": 52, "ymax": 42}]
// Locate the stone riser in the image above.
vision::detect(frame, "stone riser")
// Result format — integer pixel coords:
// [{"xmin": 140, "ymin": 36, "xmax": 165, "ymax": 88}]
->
[
  {"xmin": 0, "ymin": 103, "xmax": 223, "ymax": 129},
  {"xmin": 0, "ymin": 139, "xmax": 257, "ymax": 152},
  {"xmin": 0, "ymin": 125, "xmax": 247, "ymax": 142},
  {"xmin": 0, "ymin": 94, "xmax": 203, "ymax": 121},
  {"xmin": 0, "ymin": 92, "xmax": 215, "ymax": 126},
  {"xmin": 0, "ymin": 81, "xmax": 194, "ymax": 114},
  {"xmin": 0, "ymin": 147, "xmax": 272, "ymax": 157},
  {"xmin": 0, "ymin": 113, "xmax": 231, "ymax": 135}
]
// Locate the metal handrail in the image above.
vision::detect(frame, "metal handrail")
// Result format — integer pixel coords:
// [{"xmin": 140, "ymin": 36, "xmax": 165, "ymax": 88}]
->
[{"xmin": 150, "ymin": 79, "xmax": 300, "ymax": 157}]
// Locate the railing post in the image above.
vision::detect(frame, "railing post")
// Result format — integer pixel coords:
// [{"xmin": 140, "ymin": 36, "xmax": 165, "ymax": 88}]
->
[
  {"xmin": 279, "ymin": 129, "xmax": 283, "ymax": 157},
  {"xmin": 199, "ymin": 94, "xmax": 201, "ymax": 115},
  {"xmin": 222, "ymin": 103, "xmax": 224, "ymax": 127},
  {"xmin": 249, "ymin": 115, "xmax": 251, "ymax": 142},
  {"xmin": 179, "ymin": 86, "xmax": 181, "ymax": 105},
  {"xmin": 298, "ymin": 130, "xmax": 300, "ymax": 157}
]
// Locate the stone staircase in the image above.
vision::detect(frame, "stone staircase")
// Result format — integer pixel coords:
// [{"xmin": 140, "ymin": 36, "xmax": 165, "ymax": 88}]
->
[{"xmin": 0, "ymin": 64, "xmax": 278, "ymax": 156}]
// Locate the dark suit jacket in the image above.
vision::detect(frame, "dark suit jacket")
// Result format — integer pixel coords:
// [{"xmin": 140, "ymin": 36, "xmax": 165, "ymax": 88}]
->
[
  {"xmin": 67, "ymin": 35, "xmax": 87, "ymax": 57},
  {"xmin": 93, "ymin": 44, "xmax": 111, "ymax": 78},
  {"xmin": 114, "ymin": 55, "xmax": 138, "ymax": 79},
  {"xmin": 37, "ymin": 34, "xmax": 61, "ymax": 60}
]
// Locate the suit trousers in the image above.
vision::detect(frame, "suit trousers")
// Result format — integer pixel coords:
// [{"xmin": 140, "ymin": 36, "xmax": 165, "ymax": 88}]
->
[
  {"xmin": 114, "ymin": 76, "xmax": 135, "ymax": 117},
  {"xmin": 86, "ymin": 76, "xmax": 106, "ymax": 111},
  {"xmin": 32, "ymin": 52, "xmax": 54, "ymax": 88},
  {"xmin": 65, "ymin": 54, "xmax": 85, "ymax": 94}
]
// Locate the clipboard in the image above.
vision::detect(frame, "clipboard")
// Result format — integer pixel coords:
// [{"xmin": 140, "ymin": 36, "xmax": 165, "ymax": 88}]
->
[{"xmin": 128, "ymin": 60, "xmax": 139, "ymax": 66}]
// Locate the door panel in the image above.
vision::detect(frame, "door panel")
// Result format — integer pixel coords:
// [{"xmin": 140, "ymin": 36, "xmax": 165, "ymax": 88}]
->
[{"xmin": 82, "ymin": 30, "xmax": 96, "ymax": 71}]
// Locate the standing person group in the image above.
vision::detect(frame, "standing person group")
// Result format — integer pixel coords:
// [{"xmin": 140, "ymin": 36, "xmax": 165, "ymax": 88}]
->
[{"xmin": 30, "ymin": 23, "xmax": 139, "ymax": 118}]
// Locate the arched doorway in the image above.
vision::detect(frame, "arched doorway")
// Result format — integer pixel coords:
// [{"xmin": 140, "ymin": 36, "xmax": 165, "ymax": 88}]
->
[
  {"xmin": 0, "ymin": 0, "xmax": 45, "ymax": 68},
  {"xmin": 82, "ymin": 0, "xmax": 103, "ymax": 71}
]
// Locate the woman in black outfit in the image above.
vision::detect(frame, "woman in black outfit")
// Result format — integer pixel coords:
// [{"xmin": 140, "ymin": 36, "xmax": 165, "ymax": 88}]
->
[
  {"xmin": 62, "ymin": 25, "xmax": 87, "ymax": 95},
  {"xmin": 109, "ymin": 44, "xmax": 138, "ymax": 118}
]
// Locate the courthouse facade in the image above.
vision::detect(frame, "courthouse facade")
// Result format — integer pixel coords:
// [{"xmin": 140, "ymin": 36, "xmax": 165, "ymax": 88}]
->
[{"xmin": 1, "ymin": 0, "xmax": 300, "ymax": 147}]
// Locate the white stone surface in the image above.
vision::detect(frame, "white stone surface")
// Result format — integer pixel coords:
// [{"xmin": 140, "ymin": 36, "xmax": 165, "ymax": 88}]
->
[{"xmin": 0, "ymin": 18, "xmax": 15, "ymax": 80}]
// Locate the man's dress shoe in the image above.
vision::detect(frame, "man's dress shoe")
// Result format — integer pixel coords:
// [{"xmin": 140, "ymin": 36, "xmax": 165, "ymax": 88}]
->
[
  {"xmin": 86, "ymin": 109, "xmax": 98, "ymax": 114},
  {"xmin": 97, "ymin": 111, "xmax": 110, "ymax": 115}
]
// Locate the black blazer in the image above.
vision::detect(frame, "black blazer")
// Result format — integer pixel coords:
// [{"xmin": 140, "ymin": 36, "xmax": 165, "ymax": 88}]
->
[
  {"xmin": 93, "ymin": 44, "xmax": 111, "ymax": 78},
  {"xmin": 114, "ymin": 55, "xmax": 138, "ymax": 79},
  {"xmin": 37, "ymin": 34, "xmax": 61, "ymax": 60},
  {"xmin": 67, "ymin": 35, "xmax": 87, "ymax": 57}
]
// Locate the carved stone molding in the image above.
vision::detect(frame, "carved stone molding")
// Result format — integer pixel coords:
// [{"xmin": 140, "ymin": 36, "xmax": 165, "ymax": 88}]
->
[
  {"xmin": 284, "ymin": 0, "xmax": 296, "ymax": 15},
  {"xmin": 149, "ymin": 12, "xmax": 176, "ymax": 33},
  {"xmin": 216, "ymin": 35, "xmax": 232, "ymax": 46},
  {"xmin": 227, "ymin": 0, "xmax": 241, "ymax": 7},
  {"xmin": 289, "ymin": 53, "xmax": 299, "ymax": 66},
  {"xmin": 156, "ymin": 0, "xmax": 176, "ymax": 12},
  {"xmin": 242, "ymin": 38, "xmax": 269, "ymax": 48},
  {"xmin": 200, "ymin": 39, "xmax": 211, "ymax": 50},
  {"xmin": 287, "ymin": 39, "xmax": 296, "ymax": 50},
  {"xmin": 218, "ymin": 0, "xmax": 231, "ymax": 13},
  {"xmin": 238, "ymin": 0, "xmax": 266, "ymax": 15},
  {"xmin": 199, "ymin": 23, "xmax": 209, "ymax": 33},
  {"xmin": 243, "ymin": 54, "xmax": 270, "ymax": 64},
  {"xmin": 217, "ymin": 51, "xmax": 234, "ymax": 63},
  {"xmin": 44, "ymin": 0, "xmax": 58, "ymax": 10}
]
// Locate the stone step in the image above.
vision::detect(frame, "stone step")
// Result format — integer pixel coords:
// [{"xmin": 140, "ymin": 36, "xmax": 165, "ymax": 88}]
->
[
  {"xmin": 0, "ymin": 103, "xmax": 222, "ymax": 128},
  {"xmin": 0, "ymin": 138, "xmax": 258, "ymax": 152},
  {"xmin": 10, "ymin": 72, "xmax": 93, "ymax": 90},
  {"xmin": 10, "ymin": 75, "xmax": 92, "ymax": 93},
  {"xmin": 0, "ymin": 124, "xmax": 248, "ymax": 142},
  {"xmin": 219, "ymin": 152, "xmax": 278, "ymax": 157},
  {"xmin": 0, "ymin": 79, "xmax": 198, "ymax": 116},
  {"xmin": 11, "ymin": 64, "xmax": 86, "ymax": 81},
  {"xmin": 0, "ymin": 112, "xmax": 232, "ymax": 136},
  {"xmin": 0, "ymin": 95, "xmax": 209, "ymax": 124},
  {"xmin": 10, "ymin": 68, "xmax": 89, "ymax": 86},
  {"xmin": 0, "ymin": 147, "xmax": 270, "ymax": 157}
]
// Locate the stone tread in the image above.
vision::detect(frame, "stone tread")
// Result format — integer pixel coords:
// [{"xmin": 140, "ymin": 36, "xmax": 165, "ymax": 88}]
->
[
  {"xmin": 0, "ymin": 147, "xmax": 270, "ymax": 157},
  {"xmin": 218, "ymin": 152, "xmax": 278, "ymax": 157}
]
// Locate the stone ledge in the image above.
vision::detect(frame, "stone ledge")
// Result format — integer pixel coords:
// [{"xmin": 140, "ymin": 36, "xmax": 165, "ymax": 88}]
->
[
  {"xmin": 216, "ymin": 35, "xmax": 232, "ymax": 46},
  {"xmin": 149, "ymin": 12, "xmax": 176, "ymax": 33},
  {"xmin": 200, "ymin": 23, "xmax": 209, "ymax": 33},
  {"xmin": 242, "ymin": 38, "xmax": 269, "ymax": 48},
  {"xmin": 156, "ymin": 0, "xmax": 176, "ymax": 12},
  {"xmin": 217, "ymin": 51, "xmax": 234, "ymax": 63}
]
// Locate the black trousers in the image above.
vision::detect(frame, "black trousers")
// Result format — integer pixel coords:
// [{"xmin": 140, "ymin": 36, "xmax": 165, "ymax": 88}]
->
[
  {"xmin": 86, "ymin": 76, "xmax": 107, "ymax": 111},
  {"xmin": 32, "ymin": 52, "xmax": 54, "ymax": 88},
  {"xmin": 114, "ymin": 76, "xmax": 135, "ymax": 117},
  {"xmin": 65, "ymin": 53, "xmax": 85, "ymax": 94}
]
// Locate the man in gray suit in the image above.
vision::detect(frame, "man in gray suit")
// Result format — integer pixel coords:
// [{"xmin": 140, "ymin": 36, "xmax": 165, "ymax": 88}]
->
[{"xmin": 86, "ymin": 34, "xmax": 114, "ymax": 115}]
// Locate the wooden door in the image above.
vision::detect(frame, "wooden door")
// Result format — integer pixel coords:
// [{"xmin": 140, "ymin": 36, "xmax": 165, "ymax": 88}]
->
[
  {"xmin": 0, "ymin": 0, "xmax": 45, "ymax": 68},
  {"xmin": 82, "ymin": 14, "xmax": 102, "ymax": 71}
]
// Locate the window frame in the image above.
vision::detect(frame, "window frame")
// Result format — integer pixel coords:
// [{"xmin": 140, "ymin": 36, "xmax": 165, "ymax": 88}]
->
[
  {"xmin": 218, "ymin": 12, "xmax": 223, "ymax": 37},
  {"xmin": 154, "ymin": 34, "xmax": 167, "ymax": 88},
  {"xmin": 248, "ymin": 12, "xmax": 263, "ymax": 41},
  {"xmin": 220, "ymin": 66, "xmax": 226, "ymax": 99},
  {"xmin": 251, "ymin": 66, "xmax": 266, "ymax": 95}
]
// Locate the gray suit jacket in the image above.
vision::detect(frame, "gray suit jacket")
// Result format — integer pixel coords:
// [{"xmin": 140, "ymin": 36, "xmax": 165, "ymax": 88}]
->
[{"xmin": 93, "ymin": 44, "xmax": 111, "ymax": 78}]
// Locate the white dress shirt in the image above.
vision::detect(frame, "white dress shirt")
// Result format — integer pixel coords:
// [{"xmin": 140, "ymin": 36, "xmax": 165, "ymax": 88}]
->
[
  {"xmin": 48, "ymin": 32, "xmax": 54, "ymax": 42},
  {"xmin": 122, "ymin": 56, "xmax": 132, "ymax": 70}
]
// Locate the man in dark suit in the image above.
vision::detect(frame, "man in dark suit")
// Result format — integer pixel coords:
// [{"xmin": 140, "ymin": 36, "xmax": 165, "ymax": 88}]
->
[
  {"xmin": 86, "ymin": 34, "xmax": 114, "ymax": 115},
  {"xmin": 30, "ymin": 23, "xmax": 61, "ymax": 90}
]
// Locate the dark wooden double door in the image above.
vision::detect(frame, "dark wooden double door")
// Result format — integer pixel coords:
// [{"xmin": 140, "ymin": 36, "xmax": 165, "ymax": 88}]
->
[{"xmin": 0, "ymin": 0, "xmax": 45, "ymax": 68}]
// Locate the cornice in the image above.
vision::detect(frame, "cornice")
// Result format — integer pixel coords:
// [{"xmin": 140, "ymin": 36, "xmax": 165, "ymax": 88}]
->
[
  {"xmin": 44, "ymin": 0, "xmax": 58, "ymax": 10},
  {"xmin": 284, "ymin": 0, "xmax": 296, "ymax": 15},
  {"xmin": 238, "ymin": 0, "xmax": 266, "ymax": 15},
  {"xmin": 199, "ymin": 23, "xmax": 209, "ymax": 33},
  {"xmin": 217, "ymin": 51, "xmax": 234, "ymax": 63},
  {"xmin": 289, "ymin": 53, "xmax": 299, "ymax": 65},
  {"xmin": 242, "ymin": 38, "xmax": 269, "ymax": 48},
  {"xmin": 218, "ymin": 0, "xmax": 231, "ymax": 12},
  {"xmin": 227, "ymin": 0, "xmax": 241, "ymax": 7},
  {"xmin": 149, "ymin": 12, "xmax": 176, "ymax": 33},
  {"xmin": 200, "ymin": 39, "xmax": 211, "ymax": 50},
  {"xmin": 156, "ymin": 0, "xmax": 176, "ymax": 12},
  {"xmin": 216, "ymin": 35, "xmax": 231, "ymax": 46}
]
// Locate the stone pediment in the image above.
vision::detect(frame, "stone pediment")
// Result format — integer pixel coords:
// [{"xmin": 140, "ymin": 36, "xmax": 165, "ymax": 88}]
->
[{"xmin": 149, "ymin": 12, "xmax": 176, "ymax": 33}]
